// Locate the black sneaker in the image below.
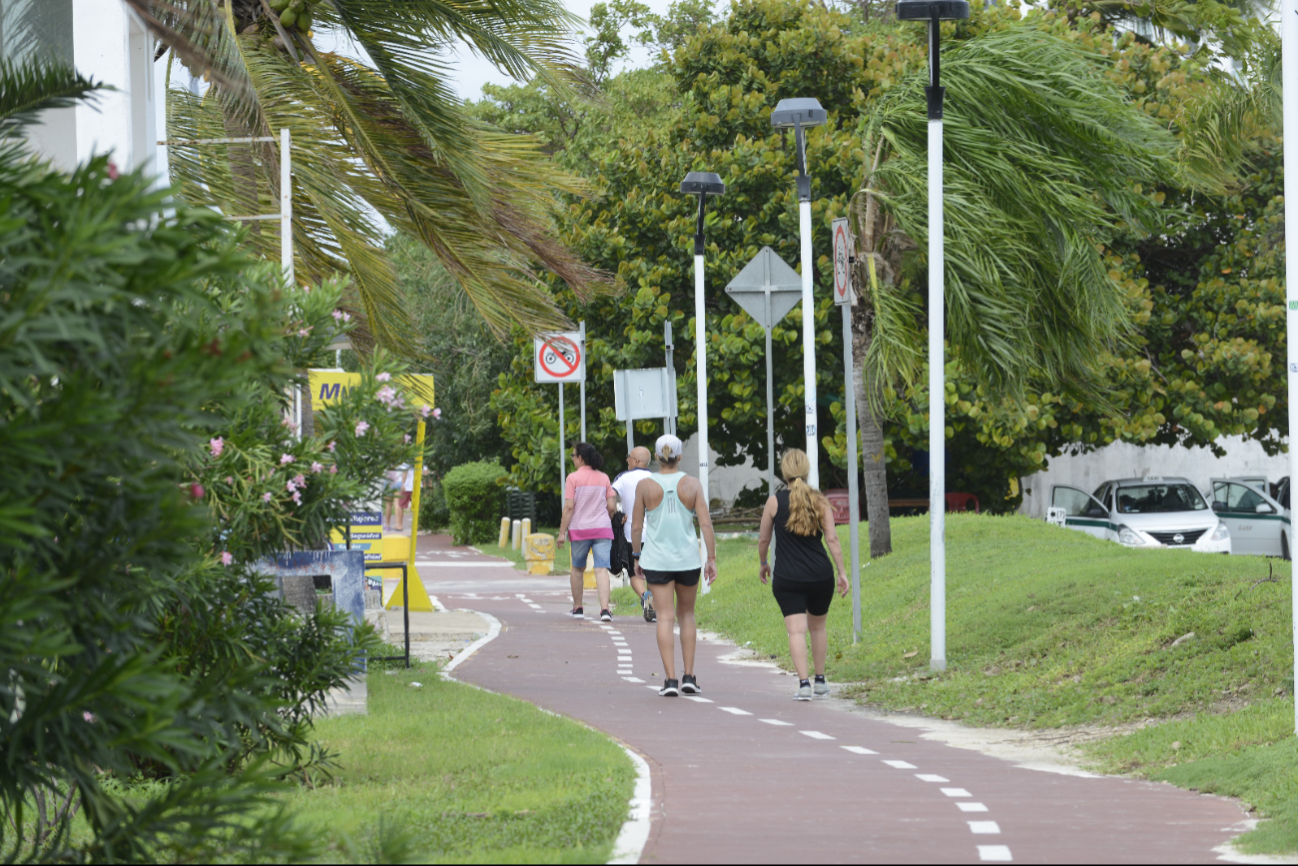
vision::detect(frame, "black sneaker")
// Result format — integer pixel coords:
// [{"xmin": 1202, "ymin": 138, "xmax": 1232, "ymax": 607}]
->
[
  {"xmin": 570, "ymin": 607, "xmax": 584, "ymax": 619},
  {"xmin": 600, "ymin": 609, "xmax": 612, "ymax": 622},
  {"xmin": 659, "ymin": 679, "xmax": 680, "ymax": 697},
  {"xmin": 680, "ymin": 674, "xmax": 701, "ymax": 694},
  {"xmin": 642, "ymin": 591, "xmax": 656, "ymax": 623}
]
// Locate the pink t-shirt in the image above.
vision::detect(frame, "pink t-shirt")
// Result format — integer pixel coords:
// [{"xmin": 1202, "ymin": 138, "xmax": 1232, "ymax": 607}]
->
[{"xmin": 565, "ymin": 466, "xmax": 614, "ymax": 541}]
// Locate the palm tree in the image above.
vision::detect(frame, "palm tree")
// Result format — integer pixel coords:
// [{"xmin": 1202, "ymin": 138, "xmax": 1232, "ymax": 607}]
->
[
  {"xmin": 125, "ymin": 0, "xmax": 612, "ymax": 356},
  {"xmin": 0, "ymin": 56, "xmax": 103, "ymax": 139},
  {"xmin": 847, "ymin": 25, "xmax": 1222, "ymax": 557}
]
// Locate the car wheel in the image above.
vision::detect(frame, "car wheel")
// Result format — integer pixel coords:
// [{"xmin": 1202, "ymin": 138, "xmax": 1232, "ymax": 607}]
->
[{"xmin": 1283, "ymin": 532, "xmax": 1291, "ymax": 562}]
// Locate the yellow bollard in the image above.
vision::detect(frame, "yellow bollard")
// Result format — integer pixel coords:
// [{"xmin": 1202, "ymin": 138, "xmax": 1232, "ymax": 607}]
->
[
  {"xmin": 523, "ymin": 533, "xmax": 555, "ymax": 575},
  {"xmin": 511, "ymin": 519, "xmax": 521, "ymax": 550},
  {"xmin": 498, "ymin": 517, "xmax": 510, "ymax": 548},
  {"xmin": 582, "ymin": 548, "xmax": 596, "ymax": 589}
]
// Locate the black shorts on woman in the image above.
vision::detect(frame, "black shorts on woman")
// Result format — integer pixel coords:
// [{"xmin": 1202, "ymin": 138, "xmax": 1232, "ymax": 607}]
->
[
  {"xmin": 771, "ymin": 489, "xmax": 835, "ymax": 616},
  {"xmin": 642, "ymin": 568, "xmax": 700, "ymax": 587}
]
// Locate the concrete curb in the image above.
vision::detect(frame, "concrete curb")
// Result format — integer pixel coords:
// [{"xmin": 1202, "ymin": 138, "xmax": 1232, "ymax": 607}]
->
[
  {"xmin": 440, "ymin": 610, "xmax": 501, "ymax": 675},
  {"xmin": 607, "ymin": 746, "xmax": 653, "ymax": 865}
]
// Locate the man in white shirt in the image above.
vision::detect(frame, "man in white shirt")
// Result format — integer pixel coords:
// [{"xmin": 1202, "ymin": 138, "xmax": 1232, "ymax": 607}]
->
[{"xmin": 612, "ymin": 446, "xmax": 655, "ymax": 621}]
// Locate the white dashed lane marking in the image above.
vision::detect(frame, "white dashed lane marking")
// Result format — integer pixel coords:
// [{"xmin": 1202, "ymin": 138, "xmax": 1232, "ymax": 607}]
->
[
  {"xmin": 528, "ymin": 604, "xmax": 542, "ymax": 609},
  {"xmin": 969, "ymin": 822, "xmax": 1001, "ymax": 835},
  {"xmin": 883, "ymin": 760, "xmax": 917, "ymax": 769},
  {"xmin": 683, "ymin": 696, "xmax": 713, "ymax": 703},
  {"xmin": 958, "ymin": 803, "xmax": 989, "ymax": 812},
  {"xmin": 759, "ymin": 719, "xmax": 793, "ymax": 726},
  {"xmin": 978, "ymin": 844, "xmax": 1013, "ymax": 862},
  {"xmin": 841, "ymin": 746, "xmax": 878, "ymax": 755},
  {"xmin": 917, "ymin": 774, "xmax": 950, "ymax": 783},
  {"xmin": 623, "ymin": 677, "xmax": 645, "ymax": 683},
  {"xmin": 800, "ymin": 731, "xmax": 835, "ymax": 740},
  {"xmin": 941, "ymin": 788, "xmax": 972, "ymax": 798},
  {"xmin": 718, "ymin": 707, "xmax": 752, "ymax": 716}
]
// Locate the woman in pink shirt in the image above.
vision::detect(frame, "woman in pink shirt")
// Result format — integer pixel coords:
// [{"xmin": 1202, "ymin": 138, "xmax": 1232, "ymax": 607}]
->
[{"xmin": 557, "ymin": 442, "xmax": 617, "ymax": 620}]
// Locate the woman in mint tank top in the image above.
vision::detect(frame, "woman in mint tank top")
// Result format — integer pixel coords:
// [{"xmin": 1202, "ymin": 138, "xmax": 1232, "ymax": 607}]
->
[{"xmin": 631, "ymin": 435, "xmax": 717, "ymax": 698}]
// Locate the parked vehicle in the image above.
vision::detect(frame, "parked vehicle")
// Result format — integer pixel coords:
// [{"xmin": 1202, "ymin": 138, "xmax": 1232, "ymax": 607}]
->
[
  {"xmin": 1050, "ymin": 476, "xmax": 1230, "ymax": 553},
  {"xmin": 1209, "ymin": 477, "xmax": 1291, "ymax": 559}
]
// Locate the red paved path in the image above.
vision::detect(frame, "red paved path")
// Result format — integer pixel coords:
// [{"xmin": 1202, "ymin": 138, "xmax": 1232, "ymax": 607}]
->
[{"xmin": 412, "ymin": 534, "xmax": 1249, "ymax": 864}]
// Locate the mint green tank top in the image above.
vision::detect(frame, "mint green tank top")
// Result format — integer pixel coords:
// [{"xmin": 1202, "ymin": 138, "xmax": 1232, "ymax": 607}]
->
[{"xmin": 640, "ymin": 472, "xmax": 702, "ymax": 572}]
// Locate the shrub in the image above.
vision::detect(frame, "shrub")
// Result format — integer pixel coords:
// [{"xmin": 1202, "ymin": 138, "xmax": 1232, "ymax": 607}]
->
[
  {"xmin": 420, "ymin": 477, "xmax": 451, "ymax": 531},
  {"xmin": 443, "ymin": 461, "xmax": 508, "ymax": 544}
]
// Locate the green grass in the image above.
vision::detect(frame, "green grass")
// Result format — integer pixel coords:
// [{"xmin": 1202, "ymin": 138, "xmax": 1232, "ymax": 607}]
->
[
  {"xmin": 283, "ymin": 662, "xmax": 634, "ymax": 863},
  {"xmin": 684, "ymin": 513, "xmax": 1297, "ymax": 855}
]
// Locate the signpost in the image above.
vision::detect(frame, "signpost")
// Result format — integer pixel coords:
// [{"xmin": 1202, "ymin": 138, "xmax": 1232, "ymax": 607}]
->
[
  {"xmin": 832, "ymin": 218, "xmax": 862, "ymax": 645},
  {"xmin": 614, "ymin": 368, "xmax": 679, "ymax": 453},
  {"xmin": 725, "ymin": 246, "xmax": 804, "ymax": 498},
  {"xmin": 535, "ymin": 331, "xmax": 586, "ymax": 494},
  {"xmin": 1283, "ymin": 0, "xmax": 1298, "ymax": 734}
]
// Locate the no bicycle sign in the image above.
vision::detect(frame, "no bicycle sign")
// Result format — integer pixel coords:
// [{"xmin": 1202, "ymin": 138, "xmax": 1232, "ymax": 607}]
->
[{"xmin": 533, "ymin": 331, "xmax": 585, "ymax": 384}]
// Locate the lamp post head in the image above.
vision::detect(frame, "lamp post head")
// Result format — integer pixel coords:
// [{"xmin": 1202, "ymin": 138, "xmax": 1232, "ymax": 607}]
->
[
  {"xmin": 895, "ymin": 0, "xmax": 969, "ymax": 20},
  {"xmin": 769, "ymin": 98, "xmax": 827, "ymax": 130},
  {"xmin": 679, "ymin": 171, "xmax": 725, "ymax": 197}
]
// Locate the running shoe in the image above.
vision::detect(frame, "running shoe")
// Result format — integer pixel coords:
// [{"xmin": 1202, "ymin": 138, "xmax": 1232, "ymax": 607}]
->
[
  {"xmin": 813, "ymin": 678, "xmax": 830, "ymax": 698},
  {"xmin": 680, "ymin": 674, "xmax": 701, "ymax": 694},
  {"xmin": 642, "ymin": 591, "xmax": 656, "ymax": 623},
  {"xmin": 600, "ymin": 609, "xmax": 612, "ymax": 622},
  {"xmin": 795, "ymin": 681, "xmax": 813, "ymax": 701},
  {"xmin": 570, "ymin": 607, "xmax": 584, "ymax": 619},
  {"xmin": 659, "ymin": 679, "xmax": 680, "ymax": 697}
]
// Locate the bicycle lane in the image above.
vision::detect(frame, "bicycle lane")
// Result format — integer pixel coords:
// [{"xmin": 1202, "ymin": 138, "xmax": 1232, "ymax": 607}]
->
[{"xmin": 414, "ymin": 538, "xmax": 1250, "ymax": 864}]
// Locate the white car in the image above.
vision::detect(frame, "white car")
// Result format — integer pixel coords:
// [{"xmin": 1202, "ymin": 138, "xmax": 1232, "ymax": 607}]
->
[
  {"xmin": 1050, "ymin": 476, "xmax": 1230, "ymax": 553},
  {"xmin": 1209, "ymin": 477, "xmax": 1291, "ymax": 559}
]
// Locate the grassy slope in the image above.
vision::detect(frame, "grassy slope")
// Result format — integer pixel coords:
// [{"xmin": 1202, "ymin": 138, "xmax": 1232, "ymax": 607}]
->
[
  {"xmin": 284, "ymin": 664, "xmax": 633, "ymax": 863},
  {"xmin": 684, "ymin": 514, "xmax": 1295, "ymax": 855}
]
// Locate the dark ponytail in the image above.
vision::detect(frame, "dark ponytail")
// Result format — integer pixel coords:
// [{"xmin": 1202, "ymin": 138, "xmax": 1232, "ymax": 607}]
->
[{"xmin": 574, "ymin": 441, "xmax": 604, "ymax": 471}]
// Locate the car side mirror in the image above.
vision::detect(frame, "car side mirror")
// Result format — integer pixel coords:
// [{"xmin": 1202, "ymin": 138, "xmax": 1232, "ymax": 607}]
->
[
  {"xmin": 1256, "ymin": 503, "xmax": 1274, "ymax": 514},
  {"xmin": 1085, "ymin": 505, "xmax": 1107, "ymax": 518},
  {"xmin": 1211, "ymin": 501, "xmax": 1226, "ymax": 513}
]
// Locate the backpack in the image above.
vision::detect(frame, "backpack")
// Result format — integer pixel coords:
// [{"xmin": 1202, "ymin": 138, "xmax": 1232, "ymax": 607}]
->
[{"xmin": 609, "ymin": 510, "xmax": 633, "ymax": 576}]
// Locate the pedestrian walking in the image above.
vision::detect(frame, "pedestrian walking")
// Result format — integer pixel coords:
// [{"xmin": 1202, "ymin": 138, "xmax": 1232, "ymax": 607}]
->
[
  {"xmin": 384, "ymin": 464, "xmax": 410, "ymax": 531},
  {"xmin": 556, "ymin": 442, "xmax": 618, "ymax": 621},
  {"xmin": 632, "ymin": 434, "xmax": 717, "ymax": 697},
  {"xmin": 757, "ymin": 449, "xmax": 848, "ymax": 700},
  {"xmin": 611, "ymin": 445, "xmax": 656, "ymax": 622}
]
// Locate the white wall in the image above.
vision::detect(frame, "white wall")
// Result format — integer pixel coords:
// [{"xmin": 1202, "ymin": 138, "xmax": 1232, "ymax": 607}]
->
[
  {"xmin": 676, "ymin": 432, "xmax": 767, "ymax": 508},
  {"xmin": 1018, "ymin": 435, "xmax": 1289, "ymax": 518}
]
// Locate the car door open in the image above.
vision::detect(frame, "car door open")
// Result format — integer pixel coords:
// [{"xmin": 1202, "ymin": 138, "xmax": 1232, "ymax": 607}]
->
[
  {"xmin": 1050, "ymin": 485, "xmax": 1114, "ymax": 541},
  {"xmin": 1211, "ymin": 479, "xmax": 1282, "ymax": 556}
]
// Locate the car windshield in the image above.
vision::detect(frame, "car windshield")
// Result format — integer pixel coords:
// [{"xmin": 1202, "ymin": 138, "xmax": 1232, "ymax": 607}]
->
[{"xmin": 1115, "ymin": 484, "xmax": 1207, "ymax": 514}]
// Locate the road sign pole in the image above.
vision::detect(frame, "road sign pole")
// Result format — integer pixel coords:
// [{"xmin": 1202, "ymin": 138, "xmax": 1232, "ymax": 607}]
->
[
  {"xmin": 799, "ymin": 197, "xmax": 819, "ymax": 489},
  {"xmin": 928, "ymin": 14, "xmax": 948, "ymax": 673},
  {"xmin": 765, "ymin": 294, "xmax": 776, "ymax": 500},
  {"xmin": 833, "ymin": 216, "xmax": 862, "ymax": 646},
  {"xmin": 665, "ymin": 321, "xmax": 676, "ymax": 436},
  {"xmin": 695, "ymin": 250, "xmax": 709, "ymax": 504},
  {"xmin": 559, "ymin": 383, "xmax": 566, "ymax": 495},
  {"xmin": 579, "ymin": 321, "xmax": 587, "ymax": 441},
  {"xmin": 1283, "ymin": 0, "xmax": 1298, "ymax": 734}
]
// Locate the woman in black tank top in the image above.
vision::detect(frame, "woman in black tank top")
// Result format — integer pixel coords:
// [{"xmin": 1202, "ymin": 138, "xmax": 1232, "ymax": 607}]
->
[{"xmin": 757, "ymin": 450, "xmax": 848, "ymax": 700}]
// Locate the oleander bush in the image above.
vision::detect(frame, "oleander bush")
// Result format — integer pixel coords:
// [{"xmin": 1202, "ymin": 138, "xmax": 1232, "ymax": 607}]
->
[{"xmin": 443, "ymin": 461, "xmax": 509, "ymax": 544}]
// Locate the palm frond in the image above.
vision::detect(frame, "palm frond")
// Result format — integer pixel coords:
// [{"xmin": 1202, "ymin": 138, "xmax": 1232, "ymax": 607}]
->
[{"xmin": 0, "ymin": 58, "xmax": 106, "ymax": 138}]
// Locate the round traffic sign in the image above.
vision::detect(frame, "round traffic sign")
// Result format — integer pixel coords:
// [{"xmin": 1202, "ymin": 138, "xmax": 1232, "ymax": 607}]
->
[
  {"xmin": 833, "ymin": 222, "xmax": 851, "ymax": 301},
  {"xmin": 539, "ymin": 336, "xmax": 581, "ymax": 379}
]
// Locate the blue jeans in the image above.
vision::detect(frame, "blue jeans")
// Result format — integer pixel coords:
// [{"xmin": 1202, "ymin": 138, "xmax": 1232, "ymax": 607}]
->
[{"xmin": 570, "ymin": 537, "xmax": 611, "ymax": 570}]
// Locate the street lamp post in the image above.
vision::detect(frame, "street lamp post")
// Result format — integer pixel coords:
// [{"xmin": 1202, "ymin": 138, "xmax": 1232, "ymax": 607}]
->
[
  {"xmin": 770, "ymin": 98, "xmax": 827, "ymax": 488},
  {"xmin": 897, "ymin": 0, "xmax": 968, "ymax": 673},
  {"xmin": 679, "ymin": 171, "xmax": 726, "ymax": 505}
]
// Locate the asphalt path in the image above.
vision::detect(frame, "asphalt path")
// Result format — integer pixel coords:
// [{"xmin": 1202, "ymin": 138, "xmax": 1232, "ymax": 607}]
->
[{"xmin": 413, "ymin": 535, "xmax": 1250, "ymax": 864}]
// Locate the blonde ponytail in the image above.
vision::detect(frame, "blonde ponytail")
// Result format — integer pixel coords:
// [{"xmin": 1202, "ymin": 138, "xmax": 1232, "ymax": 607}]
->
[{"xmin": 781, "ymin": 449, "xmax": 826, "ymax": 536}]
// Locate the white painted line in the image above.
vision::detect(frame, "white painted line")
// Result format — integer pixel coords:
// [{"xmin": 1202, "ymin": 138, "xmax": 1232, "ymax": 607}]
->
[
  {"xmin": 684, "ymin": 696, "xmax": 713, "ymax": 703},
  {"xmin": 841, "ymin": 746, "xmax": 878, "ymax": 755},
  {"xmin": 958, "ymin": 803, "xmax": 989, "ymax": 813},
  {"xmin": 977, "ymin": 845, "xmax": 1012, "ymax": 862},
  {"xmin": 623, "ymin": 677, "xmax": 645, "ymax": 683},
  {"xmin": 527, "ymin": 604, "xmax": 542, "ymax": 609},
  {"xmin": 618, "ymin": 651, "xmax": 633, "ymax": 656},
  {"xmin": 941, "ymin": 788, "xmax": 973, "ymax": 798},
  {"xmin": 968, "ymin": 821, "xmax": 1001, "ymax": 835},
  {"xmin": 607, "ymin": 747, "xmax": 652, "ymax": 864},
  {"xmin": 718, "ymin": 707, "xmax": 752, "ymax": 715},
  {"xmin": 645, "ymin": 685, "xmax": 660, "ymax": 690},
  {"xmin": 416, "ymin": 561, "xmax": 514, "ymax": 567},
  {"xmin": 759, "ymin": 719, "xmax": 794, "ymax": 726},
  {"xmin": 800, "ymin": 730, "xmax": 835, "ymax": 740},
  {"xmin": 612, "ymin": 639, "xmax": 628, "ymax": 645},
  {"xmin": 916, "ymin": 774, "xmax": 950, "ymax": 783},
  {"xmin": 883, "ymin": 760, "xmax": 917, "ymax": 769},
  {"xmin": 440, "ymin": 610, "xmax": 501, "ymax": 675},
  {"xmin": 515, "ymin": 593, "xmax": 527, "ymax": 598},
  {"xmin": 608, "ymin": 630, "xmax": 623, "ymax": 636}
]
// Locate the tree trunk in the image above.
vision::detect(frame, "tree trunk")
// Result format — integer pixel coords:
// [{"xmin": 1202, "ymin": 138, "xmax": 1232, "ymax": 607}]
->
[{"xmin": 853, "ymin": 305, "xmax": 892, "ymax": 558}]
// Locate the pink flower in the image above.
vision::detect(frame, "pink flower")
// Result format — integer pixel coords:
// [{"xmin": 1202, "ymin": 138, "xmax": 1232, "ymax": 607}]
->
[
  {"xmin": 326, "ymin": 440, "xmax": 336, "ymax": 452},
  {"xmin": 281, "ymin": 417, "xmax": 297, "ymax": 431},
  {"xmin": 355, "ymin": 420, "xmax": 370, "ymax": 437},
  {"xmin": 403, "ymin": 434, "xmax": 412, "ymax": 444},
  {"xmin": 221, "ymin": 551, "xmax": 233, "ymax": 566},
  {"xmin": 286, "ymin": 479, "xmax": 297, "ymax": 492},
  {"xmin": 291, "ymin": 491, "xmax": 302, "ymax": 505},
  {"xmin": 209, "ymin": 437, "xmax": 224, "ymax": 457},
  {"xmin": 190, "ymin": 483, "xmax": 205, "ymax": 500},
  {"xmin": 293, "ymin": 474, "xmax": 306, "ymax": 487},
  {"xmin": 225, "ymin": 476, "xmax": 233, "ymax": 484},
  {"xmin": 332, "ymin": 309, "xmax": 345, "ymax": 321},
  {"xmin": 297, "ymin": 327, "xmax": 311, "ymax": 338},
  {"xmin": 432, "ymin": 407, "xmax": 442, "ymax": 419},
  {"xmin": 83, "ymin": 711, "xmax": 96, "ymax": 723},
  {"xmin": 376, "ymin": 372, "xmax": 392, "ymax": 382},
  {"xmin": 329, "ymin": 465, "xmax": 337, "ymax": 474},
  {"xmin": 311, "ymin": 461, "xmax": 324, "ymax": 474},
  {"xmin": 263, "ymin": 492, "xmax": 273, "ymax": 502},
  {"xmin": 280, "ymin": 454, "xmax": 295, "ymax": 465},
  {"xmin": 376, "ymin": 385, "xmax": 397, "ymax": 407},
  {"xmin": 419, "ymin": 404, "xmax": 432, "ymax": 418},
  {"xmin": 106, "ymin": 159, "xmax": 119, "ymax": 181}
]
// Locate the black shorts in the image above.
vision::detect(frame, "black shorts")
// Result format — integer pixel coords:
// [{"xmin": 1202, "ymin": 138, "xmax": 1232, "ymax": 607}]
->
[
  {"xmin": 643, "ymin": 568, "xmax": 700, "ymax": 587},
  {"xmin": 772, "ymin": 576, "xmax": 834, "ymax": 617}
]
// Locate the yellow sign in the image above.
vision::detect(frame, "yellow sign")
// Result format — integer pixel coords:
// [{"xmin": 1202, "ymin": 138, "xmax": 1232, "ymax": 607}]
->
[{"xmin": 307, "ymin": 370, "xmax": 435, "ymax": 408}]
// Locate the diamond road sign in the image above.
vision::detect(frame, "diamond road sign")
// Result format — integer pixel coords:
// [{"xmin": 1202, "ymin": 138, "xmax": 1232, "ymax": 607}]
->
[{"xmin": 725, "ymin": 246, "xmax": 803, "ymax": 329}]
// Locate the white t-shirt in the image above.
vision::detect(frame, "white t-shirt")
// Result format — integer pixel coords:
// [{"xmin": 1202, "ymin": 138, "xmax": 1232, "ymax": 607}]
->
[
  {"xmin": 400, "ymin": 463, "xmax": 414, "ymax": 492},
  {"xmin": 611, "ymin": 468, "xmax": 652, "ymax": 541}
]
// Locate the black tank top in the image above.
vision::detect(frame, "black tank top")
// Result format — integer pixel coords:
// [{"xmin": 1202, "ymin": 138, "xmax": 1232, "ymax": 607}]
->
[{"xmin": 773, "ymin": 490, "xmax": 834, "ymax": 583}]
